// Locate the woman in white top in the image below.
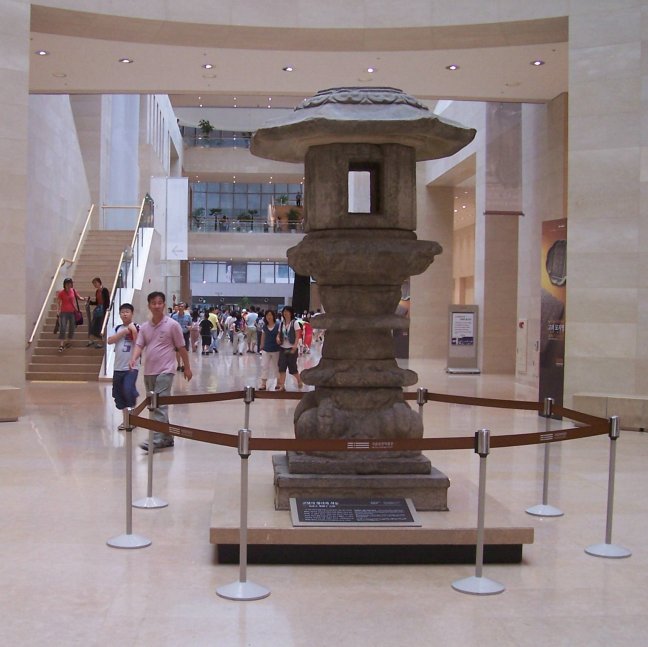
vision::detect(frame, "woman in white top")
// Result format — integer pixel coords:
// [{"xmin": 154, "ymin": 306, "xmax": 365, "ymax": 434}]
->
[{"xmin": 275, "ymin": 305, "xmax": 304, "ymax": 391}]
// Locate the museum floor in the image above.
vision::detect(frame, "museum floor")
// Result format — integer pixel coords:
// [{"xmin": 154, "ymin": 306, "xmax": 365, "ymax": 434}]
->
[{"xmin": 3, "ymin": 341, "xmax": 647, "ymax": 646}]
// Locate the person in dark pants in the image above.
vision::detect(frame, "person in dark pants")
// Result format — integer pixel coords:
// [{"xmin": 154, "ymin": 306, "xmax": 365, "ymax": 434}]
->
[
  {"xmin": 107, "ymin": 303, "xmax": 140, "ymax": 429},
  {"xmin": 88, "ymin": 277, "xmax": 110, "ymax": 348}
]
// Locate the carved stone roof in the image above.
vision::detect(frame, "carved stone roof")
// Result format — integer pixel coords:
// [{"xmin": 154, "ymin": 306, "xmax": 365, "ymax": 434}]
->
[{"xmin": 251, "ymin": 87, "xmax": 476, "ymax": 163}]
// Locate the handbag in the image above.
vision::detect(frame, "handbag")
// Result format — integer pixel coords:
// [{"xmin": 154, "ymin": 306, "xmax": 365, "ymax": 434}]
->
[{"xmin": 74, "ymin": 293, "xmax": 84, "ymax": 326}]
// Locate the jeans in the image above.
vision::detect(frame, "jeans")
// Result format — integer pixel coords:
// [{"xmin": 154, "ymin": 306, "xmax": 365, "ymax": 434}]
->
[
  {"xmin": 112, "ymin": 369, "xmax": 139, "ymax": 410},
  {"xmin": 58, "ymin": 312, "xmax": 76, "ymax": 340},
  {"xmin": 144, "ymin": 373, "xmax": 175, "ymax": 443}
]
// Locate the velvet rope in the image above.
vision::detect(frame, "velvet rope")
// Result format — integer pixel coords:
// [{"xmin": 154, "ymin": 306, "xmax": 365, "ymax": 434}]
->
[{"xmin": 129, "ymin": 390, "xmax": 610, "ymax": 453}]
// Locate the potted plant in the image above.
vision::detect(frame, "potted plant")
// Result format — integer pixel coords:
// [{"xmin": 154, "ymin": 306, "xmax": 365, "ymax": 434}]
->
[
  {"xmin": 198, "ymin": 119, "xmax": 214, "ymax": 137},
  {"xmin": 287, "ymin": 208, "xmax": 302, "ymax": 231},
  {"xmin": 191, "ymin": 207, "xmax": 205, "ymax": 229},
  {"xmin": 277, "ymin": 194, "xmax": 289, "ymax": 205}
]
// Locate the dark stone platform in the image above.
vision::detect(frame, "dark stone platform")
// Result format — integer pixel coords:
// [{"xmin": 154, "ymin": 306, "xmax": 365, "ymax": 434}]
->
[{"xmin": 273, "ymin": 453, "xmax": 450, "ymax": 511}]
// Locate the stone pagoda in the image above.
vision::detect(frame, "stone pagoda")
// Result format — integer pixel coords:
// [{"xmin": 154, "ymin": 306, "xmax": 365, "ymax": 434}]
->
[{"xmin": 250, "ymin": 87, "xmax": 476, "ymax": 510}]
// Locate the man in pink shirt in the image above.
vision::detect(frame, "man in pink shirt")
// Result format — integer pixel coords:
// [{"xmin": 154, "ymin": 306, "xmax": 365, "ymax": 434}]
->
[{"xmin": 130, "ymin": 291, "xmax": 192, "ymax": 451}]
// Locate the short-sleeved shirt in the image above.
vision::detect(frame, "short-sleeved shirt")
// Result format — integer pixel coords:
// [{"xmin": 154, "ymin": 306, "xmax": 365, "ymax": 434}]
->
[
  {"xmin": 171, "ymin": 311, "xmax": 192, "ymax": 334},
  {"xmin": 136, "ymin": 315, "xmax": 184, "ymax": 376},
  {"xmin": 112, "ymin": 323, "xmax": 140, "ymax": 371}
]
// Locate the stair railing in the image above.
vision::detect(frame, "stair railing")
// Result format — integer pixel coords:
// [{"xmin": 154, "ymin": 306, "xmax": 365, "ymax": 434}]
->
[
  {"xmin": 27, "ymin": 204, "xmax": 95, "ymax": 346},
  {"xmin": 100, "ymin": 197, "xmax": 152, "ymax": 376}
]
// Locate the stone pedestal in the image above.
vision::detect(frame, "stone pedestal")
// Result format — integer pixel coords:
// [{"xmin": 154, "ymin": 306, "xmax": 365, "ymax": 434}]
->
[{"xmin": 273, "ymin": 454, "xmax": 449, "ymax": 511}]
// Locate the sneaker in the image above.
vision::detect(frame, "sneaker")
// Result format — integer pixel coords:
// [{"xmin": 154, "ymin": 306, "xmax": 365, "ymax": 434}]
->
[
  {"xmin": 177, "ymin": 365, "xmax": 182, "ymax": 371},
  {"xmin": 139, "ymin": 438, "xmax": 174, "ymax": 452}
]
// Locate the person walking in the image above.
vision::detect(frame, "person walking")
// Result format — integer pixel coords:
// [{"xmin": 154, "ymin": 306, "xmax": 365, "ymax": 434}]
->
[
  {"xmin": 87, "ymin": 277, "xmax": 110, "ymax": 348},
  {"xmin": 171, "ymin": 301, "xmax": 192, "ymax": 371},
  {"xmin": 56, "ymin": 278, "xmax": 87, "ymax": 352},
  {"xmin": 275, "ymin": 305, "xmax": 304, "ymax": 390},
  {"xmin": 199, "ymin": 310, "xmax": 214, "ymax": 355},
  {"xmin": 129, "ymin": 291, "xmax": 192, "ymax": 452},
  {"xmin": 258, "ymin": 310, "xmax": 281, "ymax": 390},
  {"xmin": 208, "ymin": 307, "xmax": 221, "ymax": 353},
  {"xmin": 244, "ymin": 306, "xmax": 259, "ymax": 352}
]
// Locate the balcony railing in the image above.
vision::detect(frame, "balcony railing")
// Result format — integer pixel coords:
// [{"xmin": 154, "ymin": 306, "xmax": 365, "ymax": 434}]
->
[
  {"xmin": 190, "ymin": 214, "xmax": 303, "ymax": 234},
  {"xmin": 183, "ymin": 134, "xmax": 251, "ymax": 149}
]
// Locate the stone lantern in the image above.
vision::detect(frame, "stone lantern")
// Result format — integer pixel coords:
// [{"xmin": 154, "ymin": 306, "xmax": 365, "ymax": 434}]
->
[{"xmin": 251, "ymin": 87, "xmax": 476, "ymax": 510}]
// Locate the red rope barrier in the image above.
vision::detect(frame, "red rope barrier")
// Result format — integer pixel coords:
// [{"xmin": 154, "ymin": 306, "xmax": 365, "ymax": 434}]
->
[{"xmin": 129, "ymin": 388, "xmax": 610, "ymax": 453}]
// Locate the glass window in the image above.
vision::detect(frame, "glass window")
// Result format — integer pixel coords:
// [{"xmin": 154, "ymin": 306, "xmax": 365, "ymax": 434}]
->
[
  {"xmin": 220, "ymin": 193, "xmax": 233, "ymax": 210},
  {"xmin": 218, "ymin": 262, "xmax": 231, "ymax": 282},
  {"xmin": 274, "ymin": 183, "xmax": 288, "ymax": 195},
  {"xmin": 206, "ymin": 193, "xmax": 221, "ymax": 210},
  {"xmin": 233, "ymin": 193, "xmax": 247, "ymax": 211},
  {"xmin": 220, "ymin": 182, "xmax": 235, "ymax": 193},
  {"xmin": 247, "ymin": 193, "xmax": 261, "ymax": 212},
  {"xmin": 233, "ymin": 183, "xmax": 247, "ymax": 194},
  {"xmin": 204, "ymin": 263, "xmax": 218, "ymax": 282},
  {"xmin": 247, "ymin": 183, "xmax": 262, "ymax": 193},
  {"xmin": 231, "ymin": 262, "xmax": 247, "ymax": 283},
  {"xmin": 247, "ymin": 262, "xmax": 260, "ymax": 283},
  {"xmin": 193, "ymin": 183, "xmax": 206, "ymax": 193},
  {"xmin": 261, "ymin": 263, "xmax": 275, "ymax": 283},
  {"xmin": 261, "ymin": 183, "xmax": 275, "ymax": 194},
  {"xmin": 191, "ymin": 194, "xmax": 206, "ymax": 212},
  {"xmin": 276, "ymin": 263, "xmax": 290, "ymax": 283},
  {"xmin": 189, "ymin": 261, "xmax": 204, "ymax": 281},
  {"xmin": 206, "ymin": 182, "xmax": 220, "ymax": 192}
]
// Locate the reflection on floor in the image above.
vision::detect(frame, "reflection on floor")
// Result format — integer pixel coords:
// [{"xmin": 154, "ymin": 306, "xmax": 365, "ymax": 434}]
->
[{"xmin": 4, "ymin": 339, "xmax": 648, "ymax": 646}]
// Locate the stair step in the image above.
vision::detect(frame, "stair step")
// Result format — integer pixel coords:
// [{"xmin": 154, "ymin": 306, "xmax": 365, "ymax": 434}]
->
[
  {"xmin": 27, "ymin": 229, "xmax": 132, "ymax": 382},
  {"xmin": 26, "ymin": 371, "xmax": 98, "ymax": 381}
]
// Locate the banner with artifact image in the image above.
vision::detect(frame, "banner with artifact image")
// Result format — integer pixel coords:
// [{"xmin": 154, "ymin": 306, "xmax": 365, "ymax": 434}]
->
[{"xmin": 539, "ymin": 218, "xmax": 567, "ymax": 410}]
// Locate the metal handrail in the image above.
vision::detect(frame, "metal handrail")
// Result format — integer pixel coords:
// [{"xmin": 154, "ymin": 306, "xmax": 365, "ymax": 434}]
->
[
  {"xmin": 27, "ymin": 204, "xmax": 95, "ymax": 345},
  {"xmin": 101, "ymin": 196, "xmax": 147, "ymax": 339}
]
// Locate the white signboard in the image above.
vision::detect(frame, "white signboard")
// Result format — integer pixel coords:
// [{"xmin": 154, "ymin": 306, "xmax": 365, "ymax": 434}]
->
[{"xmin": 451, "ymin": 312, "xmax": 475, "ymax": 346}]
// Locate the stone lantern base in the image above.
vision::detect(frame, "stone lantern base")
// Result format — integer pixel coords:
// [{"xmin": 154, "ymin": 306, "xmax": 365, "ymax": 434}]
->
[{"xmin": 273, "ymin": 454, "xmax": 450, "ymax": 511}]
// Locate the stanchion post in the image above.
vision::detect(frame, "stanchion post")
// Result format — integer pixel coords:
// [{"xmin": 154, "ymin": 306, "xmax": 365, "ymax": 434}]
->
[
  {"xmin": 107, "ymin": 408, "xmax": 151, "ymax": 549},
  {"xmin": 526, "ymin": 397, "xmax": 563, "ymax": 517},
  {"xmin": 585, "ymin": 416, "xmax": 631, "ymax": 558},
  {"xmin": 243, "ymin": 385, "xmax": 255, "ymax": 430},
  {"xmin": 416, "ymin": 387, "xmax": 428, "ymax": 418},
  {"xmin": 133, "ymin": 390, "xmax": 168, "ymax": 510},
  {"xmin": 452, "ymin": 428, "xmax": 505, "ymax": 595},
  {"xmin": 216, "ymin": 428, "xmax": 270, "ymax": 601}
]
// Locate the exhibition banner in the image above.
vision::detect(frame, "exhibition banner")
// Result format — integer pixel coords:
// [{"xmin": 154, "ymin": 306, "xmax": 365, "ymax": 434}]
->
[{"xmin": 539, "ymin": 219, "xmax": 567, "ymax": 410}]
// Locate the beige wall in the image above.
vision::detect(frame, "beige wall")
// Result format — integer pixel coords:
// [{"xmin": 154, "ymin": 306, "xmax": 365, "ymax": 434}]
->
[
  {"xmin": 565, "ymin": 3, "xmax": 647, "ymax": 403},
  {"xmin": 1, "ymin": 0, "xmax": 29, "ymax": 415},
  {"xmin": 410, "ymin": 183, "xmax": 454, "ymax": 359}
]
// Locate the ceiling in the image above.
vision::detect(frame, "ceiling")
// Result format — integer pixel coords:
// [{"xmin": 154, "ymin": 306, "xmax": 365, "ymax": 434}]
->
[{"xmin": 29, "ymin": 8, "xmax": 568, "ymax": 109}]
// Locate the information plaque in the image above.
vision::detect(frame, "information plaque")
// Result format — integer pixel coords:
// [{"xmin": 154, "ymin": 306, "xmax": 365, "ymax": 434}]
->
[{"xmin": 290, "ymin": 497, "xmax": 421, "ymax": 527}]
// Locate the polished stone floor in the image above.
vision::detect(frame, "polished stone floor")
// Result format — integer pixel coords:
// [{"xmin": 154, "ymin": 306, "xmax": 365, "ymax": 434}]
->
[{"xmin": 3, "ymin": 339, "xmax": 647, "ymax": 646}]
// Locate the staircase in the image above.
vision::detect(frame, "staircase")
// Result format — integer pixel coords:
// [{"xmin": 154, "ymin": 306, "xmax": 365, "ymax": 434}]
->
[{"xmin": 27, "ymin": 230, "xmax": 134, "ymax": 381}]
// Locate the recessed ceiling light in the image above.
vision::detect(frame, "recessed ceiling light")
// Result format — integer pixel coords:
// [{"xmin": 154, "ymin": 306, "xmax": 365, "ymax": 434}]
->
[
  {"xmin": 118, "ymin": 58, "xmax": 134, "ymax": 64},
  {"xmin": 51, "ymin": 72, "xmax": 67, "ymax": 78},
  {"xmin": 367, "ymin": 67, "xmax": 375, "ymax": 74},
  {"xmin": 446, "ymin": 64, "xmax": 459, "ymax": 71},
  {"xmin": 35, "ymin": 50, "xmax": 49, "ymax": 56},
  {"xmin": 282, "ymin": 66, "xmax": 294, "ymax": 72},
  {"xmin": 202, "ymin": 63, "xmax": 214, "ymax": 69},
  {"xmin": 531, "ymin": 60, "xmax": 545, "ymax": 66}
]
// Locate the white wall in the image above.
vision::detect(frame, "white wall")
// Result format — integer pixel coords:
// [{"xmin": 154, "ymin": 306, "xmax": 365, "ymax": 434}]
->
[{"xmin": 27, "ymin": 94, "xmax": 91, "ymax": 337}]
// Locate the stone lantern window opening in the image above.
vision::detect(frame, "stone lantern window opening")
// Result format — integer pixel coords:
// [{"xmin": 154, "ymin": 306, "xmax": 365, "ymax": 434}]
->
[{"xmin": 348, "ymin": 161, "xmax": 381, "ymax": 214}]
